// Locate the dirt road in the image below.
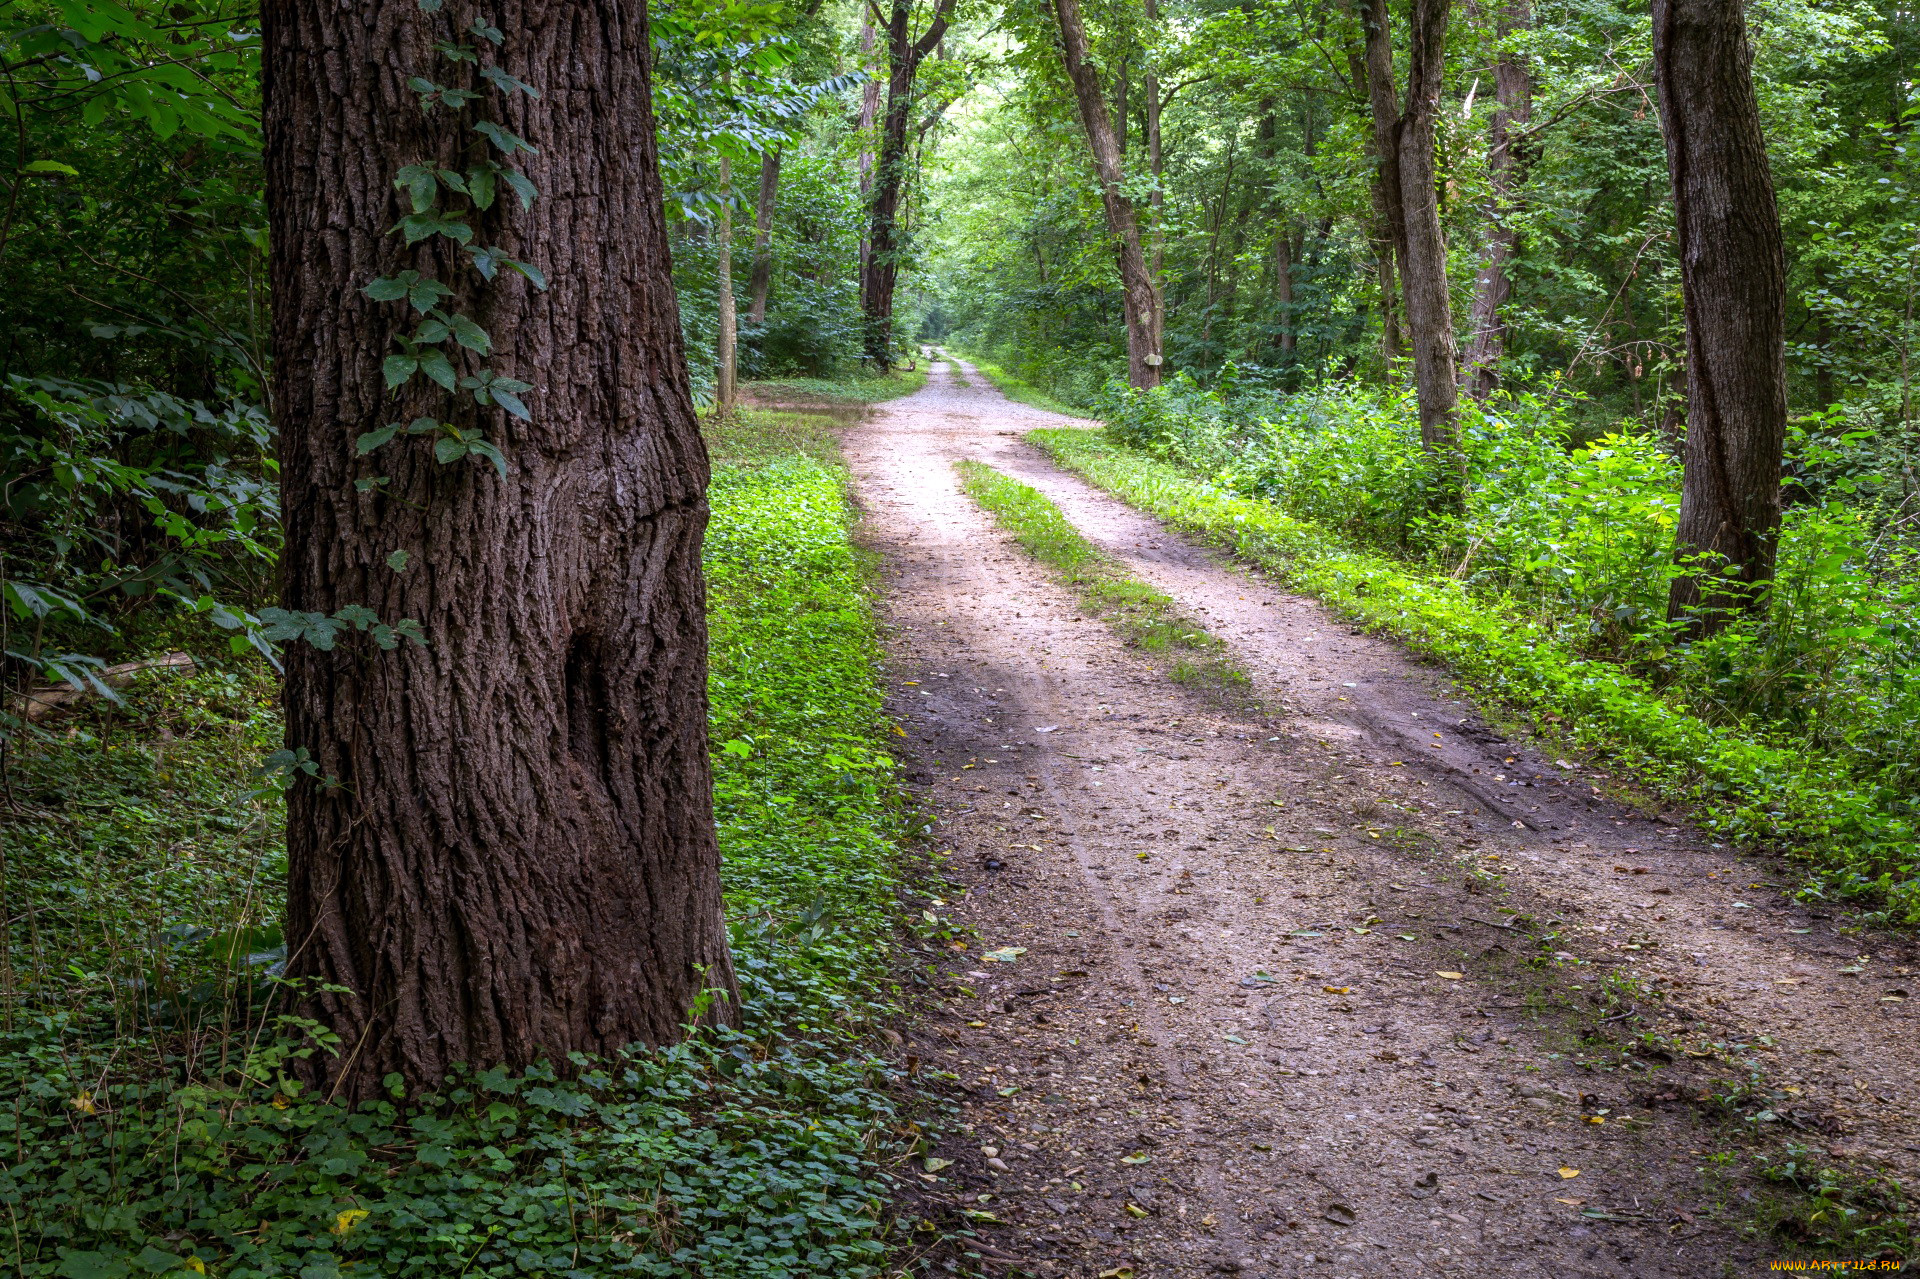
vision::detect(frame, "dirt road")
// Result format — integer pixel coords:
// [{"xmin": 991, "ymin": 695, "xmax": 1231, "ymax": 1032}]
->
[{"xmin": 840, "ymin": 359, "xmax": 1919, "ymax": 1279}]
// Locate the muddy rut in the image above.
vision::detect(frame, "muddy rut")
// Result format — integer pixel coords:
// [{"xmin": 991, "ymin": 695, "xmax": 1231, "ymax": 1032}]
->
[{"xmin": 838, "ymin": 359, "xmax": 1919, "ymax": 1279}]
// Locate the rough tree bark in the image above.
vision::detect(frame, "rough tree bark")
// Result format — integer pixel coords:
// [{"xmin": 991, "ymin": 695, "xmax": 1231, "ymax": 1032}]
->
[
  {"xmin": 1360, "ymin": 0, "xmax": 1463, "ymax": 508},
  {"xmin": 1053, "ymin": 0, "xmax": 1162, "ymax": 388},
  {"xmin": 1462, "ymin": 0, "xmax": 1531, "ymax": 398},
  {"xmin": 856, "ymin": 21, "xmax": 879, "ymax": 286},
  {"xmin": 1143, "ymin": 0, "xmax": 1166, "ymax": 357},
  {"xmin": 1650, "ymin": 0, "xmax": 1787, "ymax": 632},
  {"xmin": 263, "ymin": 0, "xmax": 735, "ymax": 1101},
  {"xmin": 862, "ymin": 0, "xmax": 954, "ymax": 368},
  {"xmin": 745, "ymin": 150, "xmax": 781, "ymax": 326}
]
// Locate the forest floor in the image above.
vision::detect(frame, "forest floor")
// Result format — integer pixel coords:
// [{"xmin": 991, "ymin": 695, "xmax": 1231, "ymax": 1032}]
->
[{"xmin": 825, "ymin": 358, "xmax": 1920, "ymax": 1278}]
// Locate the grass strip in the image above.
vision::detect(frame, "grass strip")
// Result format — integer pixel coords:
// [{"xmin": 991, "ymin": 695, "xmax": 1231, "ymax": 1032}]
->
[
  {"xmin": 954, "ymin": 458, "xmax": 1250, "ymax": 703},
  {"xmin": 1030, "ymin": 426, "xmax": 1919, "ymax": 921},
  {"xmin": 749, "ymin": 367, "xmax": 928, "ymax": 404}
]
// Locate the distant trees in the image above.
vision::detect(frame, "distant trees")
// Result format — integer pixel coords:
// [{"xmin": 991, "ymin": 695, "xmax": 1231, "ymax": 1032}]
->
[
  {"xmin": 1650, "ymin": 0, "xmax": 1788, "ymax": 633},
  {"xmin": 264, "ymin": 0, "xmax": 734, "ymax": 1100}
]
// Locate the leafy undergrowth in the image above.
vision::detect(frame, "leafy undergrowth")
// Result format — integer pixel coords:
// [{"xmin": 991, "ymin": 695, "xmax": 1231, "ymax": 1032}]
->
[
  {"xmin": 1031, "ymin": 428, "xmax": 1920, "ymax": 922},
  {"xmin": 953, "ymin": 458, "xmax": 1250, "ymax": 702},
  {"xmin": 0, "ymin": 414, "xmax": 923, "ymax": 1277}
]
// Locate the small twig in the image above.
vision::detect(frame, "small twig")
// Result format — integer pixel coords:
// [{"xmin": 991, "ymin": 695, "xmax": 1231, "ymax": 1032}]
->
[{"xmin": 1597, "ymin": 1004, "xmax": 1638, "ymax": 1023}]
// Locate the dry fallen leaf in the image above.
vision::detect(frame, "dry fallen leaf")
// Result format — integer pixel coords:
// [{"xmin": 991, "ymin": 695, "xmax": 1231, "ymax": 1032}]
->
[
  {"xmin": 1557, "ymin": 1167, "xmax": 1581, "ymax": 1179},
  {"xmin": 1435, "ymin": 971, "xmax": 1464, "ymax": 980},
  {"xmin": 981, "ymin": 946, "xmax": 1026, "ymax": 963},
  {"xmin": 1323, "ymin": 985, "xmax": 1352, "ymax": 994},
  {"xmin": 924, "ymin": 1157, "xmax": 953, "ymax": 1173}
]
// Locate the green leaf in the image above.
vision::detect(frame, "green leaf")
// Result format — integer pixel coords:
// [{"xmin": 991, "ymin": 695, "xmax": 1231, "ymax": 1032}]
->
[
  {"xmin": 467, "ymin": 164, "xmax": 498, "ymax": 210},
  {"xmin": 500, "ymin": 167, "xmax": 538, "ymax": 209},
  {"xmin": 382, "ymin": 355, "xmax": 419, "ymax": 388},
  {"xmin": 394, "ymin": 164, "xmax": 439, "ymax": 214},
  {"xmin": 448, "ymin": 313, "xmax": 491, "ymax": 354},
  {"xmin": 356, "ymin": 424, "xmax": 400, "ymax": 454},
  {"xmin": 22, "ymin": 160, "xmax": 80, "ymax": 176},
  {"xmin": 491, "ymin": 387, "xmax": 530, "ymax": 419},
  {"xmin": 468, "ymin": 437, "xmax": 509, "ymax": 478},
  {"xmin": 415, "ymin": 316, "xmax": 452, "ymax": 344},
  {"xmin": 386, "ymin": 549, "xmax": 411, "ymax": 572},
  {"xmin": 418, "ymin": 350, "xmax": 457, "ymax": 390},
  {"xmin": 473, "ymin": 120, "xmax": 537, "ymax": 155},
  {"xmin": 434, "ymin": 435, "xmax": 468, "ymax": 465},
  {"xmin": 481, "ymin": 65, "xmax": 539, "ymax": 98},
  {"xmin": 364, "ymin": 274, "xmax": 414, "ymax": 303}
]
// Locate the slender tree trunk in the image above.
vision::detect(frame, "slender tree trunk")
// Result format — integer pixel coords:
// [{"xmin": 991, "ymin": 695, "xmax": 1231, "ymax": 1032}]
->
[
  {"xmin": 263, "ymin": 0, "xmax": 734, "ymax": 1101},
  {"xmin": 1351, "ymin": 35, "xmax": 1402, "ymax": 359},
  {"xmin": 862, "ymin": 0, "xmax": 953, "ymax": 368},
  {"xmin": 1275, "ymin": 228, "xmax": 1297, "ymax": 357},
  {"xmin": 716, "ymin": 155, "xmax": 737, "ymax": 412},
  {"xmin": 856, "ymin": 20, "xmax": 880, "ymax": 291},
  {"xmin": 1397, "ymin": 0, "xmax": 1462, "ymax": 488},
  {"xmin": 746, "ymin": 150, "xmax": 781, "ymax": 326},
  {"xmin": 1053, "ymin": 0, "xmax": 1162, "ymax": 388},
  {"xmin": 1143, "ymin": 0, "xmax": 1166, "ymax": 357},
  {"xmin": 1651, "ymin": 0, "xmax": 1787, "ymax": 632},
  {"xmin": 1463, "ymin": 0, "xmax": 1531, "ymax": 398},
  {"xmin": 1361, "ymin": 0, "xmax": 1463, "ymax": 507}
]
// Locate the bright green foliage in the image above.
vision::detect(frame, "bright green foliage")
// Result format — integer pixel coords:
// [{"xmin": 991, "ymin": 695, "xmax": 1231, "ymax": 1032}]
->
[
  {"xmin": 1034, "ymin": 426, "xmax": 1920, "ymax": 920},
  {"xmin": 0, "ymin": 442, "xmax": 918, "ymax": 1278},
  {"xmin": 1101, "ymin": 378, "xmax": 1920, "ymax": 805}
]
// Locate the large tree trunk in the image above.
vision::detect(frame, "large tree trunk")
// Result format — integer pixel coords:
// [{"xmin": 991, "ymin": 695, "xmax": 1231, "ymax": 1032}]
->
[
  {"xmin": 746, "ymin": 150, "xmax": 781, "ymax": 326},
  {"xmin": 1275, "ymin": 226, "xmax": 1297, "ymax": 357},
  {"xmin": 1361, "ymin": 0, "xmax": 1463, "ymax": 507},
  {"xmin": 1053, "ymin": 0, "xmax": 1162, "ymax": 388},
  {"xmin": 861, "ymin": 0, "xmax": 952, "ymax": 368},
  {"xmin": 1462, "ymin": 0, "xmax": 1531, "ymax": 398},
  {"xmin": 1651, "ymin": 0, "xmax": 1787, "ymax": 632},
  {"xmin": 263, "ymin": 0, "xmax": 735, "ymax": 1102}
]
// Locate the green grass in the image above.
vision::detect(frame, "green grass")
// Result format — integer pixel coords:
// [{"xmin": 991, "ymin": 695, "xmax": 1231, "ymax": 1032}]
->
[
  {"xmin": 1030, "ymin": 427, "xmax": 1920, "ymax": 922},
  {"xmin": 953, "ymin": 458, "xmax": 1250, "ymax": 702},
  {"xmin": 0, "ymin": 413, "xmax": 924, "ymax": 1278},
  {"xmin": 947, "ymin": 352, "xmax": 1084, "ymax": 417}
]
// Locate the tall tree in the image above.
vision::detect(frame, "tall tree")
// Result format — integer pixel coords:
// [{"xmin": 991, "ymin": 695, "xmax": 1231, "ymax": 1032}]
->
[
  {"xmin": 862, "ymin": 0, "xmax": 954, "ymax": 367},
  {"xmin": 263, "ymin": 0, "xmax": 735, "ymax": 1101},
  {"xmin": 717, "ymin": 152, "xmax": 738, "ymax": 413},
  {"xmin": 1462, "ymin": 0, "xmax": 1532, "ymax": 398},
  {"xmin": 1650, "ymin": 0, "xmax": 1787, "ymax": 632},
  {"xmin": 1052, "ymin": 0, "xmax": 1163, "ymax": 388},
  {"xmin": 746, "ymin": 150, "xmax": 781, "ymax": 326},
  {"xmin": 1359, "ymin": 0, "xmax": 1463, "ymax": 505}
]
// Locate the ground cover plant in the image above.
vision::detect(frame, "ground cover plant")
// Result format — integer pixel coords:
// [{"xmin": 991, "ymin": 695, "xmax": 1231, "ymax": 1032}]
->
[{"xmin": 0, "ymin": 408, "xmax": 921, "ymax": 1279}]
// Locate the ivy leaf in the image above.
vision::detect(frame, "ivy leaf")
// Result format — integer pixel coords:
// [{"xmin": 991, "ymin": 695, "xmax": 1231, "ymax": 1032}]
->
[
  {"xmin": 499, "ymin": 167, "xmax": 538, "ymax": 209},
  {"xmin": 470, "ymin": 20, "xmax": 504, "ymax": 43},
  {"xmin": 333, "ymin": 603, "xmax": 379, "ymax": 629},
  {"xmin": 414, "ymin": 314, "xmax": 452, "ymax": 344},
  {"xmin": 382, "ymin": 355, "xmax": 419, "ymax": 388},
  {"xmin": 405, "ymin": 416, "xmax": 440, "ymax": 434},
  {"xmin": 433, "ymin": 435, "xmax": 468, "ymax": 465},
  {"xmin": 481, "ymin": 65, "xmax": 539, "ymax": 98},
  {"xmin": 473, "ymin": 120, "xmax": 537, "ymax": 156},
  {"xmin": 466, "ymin": 164, "xmax": 497, "ymax": 210},
  {"xmin": 417, "ymin": 0, "xmax": 442, "ymax": 11},
  {"xmin": 364, "ymin": 273, "xmax": 414, "ymax": 303},
  {"xmin": 394, "ymin": 164, "xmax": 439, "ymax": 214},
  {"xmin": 408, "ymin": 277, "xmax": 453, "ymax": 312},
  {"xmin": 491, "ymin": 386, "xmax": 530, "ymax": 419},
  {"xmin": 435, "ymin": 167, "xmax": 469, "ymax": 194},
  {"xmin": 435, "ymin": 40, "xmax": 477, "ymax": 63},
  {"xmin": 467, "ymin": 437, "xmax": 509, "ymax": 478},
  {"xmin": 393, "ymin": 618, "xmax": 428, "ymax": 646},
  {"xmin": 509, "ymin": 259, "xmax": 547, "ymax": 290},
  {"xmin": 398, "ymin": 212, "xmax": 473, "ymax": 245},
  {"xmin": 448, "ymin": 313, "xmax": 492, "ymax": 354},
  {"xmin": 356, "ymin": 423, "xmax": 400, "ymax": 454},
  {"xmin": 387, "ymin": 549, "xmax": 411, "ymax": 572},
  {"xmin": 418, "ymin": 350, "xmax": 457, "ymax": 390}
]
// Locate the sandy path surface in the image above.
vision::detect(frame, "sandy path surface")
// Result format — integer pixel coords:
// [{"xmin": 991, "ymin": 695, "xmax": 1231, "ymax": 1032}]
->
[{"xmin": 839, "ymin": 359, "xmax": 1919, "ymax": 1279}]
